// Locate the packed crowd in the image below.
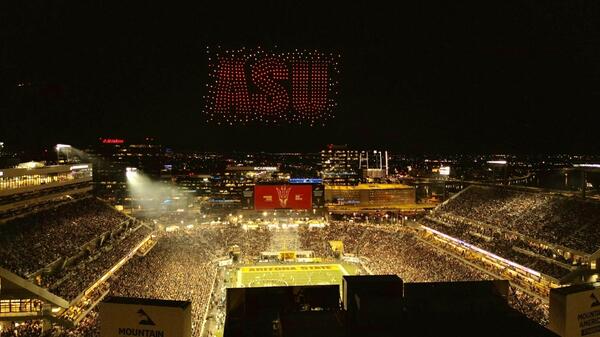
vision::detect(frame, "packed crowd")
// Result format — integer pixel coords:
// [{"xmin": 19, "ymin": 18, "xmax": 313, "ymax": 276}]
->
[
  {"xmin": 300, "ymin": 222, "xmax": 491, "ymax": 282},
  {"xmin": 1, "ymin": 214, "xmax": 556, "ymax": 334},
  {"xmin": 109, "ymin": 226, "xmax": 270, "ymax": 337},
  {"xmin": 49, "ymin": 225, "xmax": 153, "ymax": 300},
  {"xmin": 0, "ymin": 224, "xmax": 271, "ymax": 337},
  {"xmin": 299, "ymin": 222, "xmax": 550, "ymax": 325},
  {"xmin": 0, "ymin": 311, "xmax": 101, "ymax": 337},
  {"xmin": 420, "ymin": 216, "xmax": 574, "ymax": 279},
  {"xmin": 0, "ymin": 198, "xmax": 130, "ymax": 277},
  {"xmin": 439, "ymin": 185, "xmax": 600, "ymax": 254},
  {"xmin": 110, "ymin": 233, "xmax": 218, "ymax": 337},
  {"xmin": 508, "ymin": 288, "xmax": 549, "ymax": 326},
  {"xmin": 0, "ymin": 321, "xmax": 44, "ymax": 337}
]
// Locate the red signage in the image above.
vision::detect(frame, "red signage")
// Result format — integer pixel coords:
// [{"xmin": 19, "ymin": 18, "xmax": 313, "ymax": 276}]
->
[
  {"xmin": 101, "ymin": 138, "xmax": 125, "ymax": 144},
  {"xmin": 254, "ymin": 185, "xmax": 312, "ymax": 210},
  {"xmin": 205, "ymin": 47, "xmax": 341, "ymax": 126}
]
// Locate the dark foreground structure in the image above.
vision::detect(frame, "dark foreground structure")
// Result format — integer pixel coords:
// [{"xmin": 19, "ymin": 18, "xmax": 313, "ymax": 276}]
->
[{"xmin": 224, "ymin": 275, "xmax": 557, "ymax": 337}]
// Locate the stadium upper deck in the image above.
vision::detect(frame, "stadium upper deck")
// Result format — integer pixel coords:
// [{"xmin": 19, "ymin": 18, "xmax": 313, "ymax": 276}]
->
[
  {"xmin": 0, "ymin": 164, "xmax": 92, "ymax": 196},
  {"xmin": 0, "ymin": 198, "xmax": 132, "ymax": 278},
  {"xmin": 0, "ymin": 164, "xmax": 93, "ymax": 223},
  {"xmin": 421, "ymin": 185, "xmax": 600, "ymax": 285},
  {"xmin": 0, "ymin": 193, "xmax": 154, "ymax": 326},
  {"xmin": 437, "ymin": 185, "xmax": 600, "ymax": 256}
]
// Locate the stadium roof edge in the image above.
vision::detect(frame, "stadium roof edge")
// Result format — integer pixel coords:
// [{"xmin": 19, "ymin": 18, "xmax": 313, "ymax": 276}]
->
[{"xmin": 0, "ymin": 267, "xmax": 70, "ymax": 308}]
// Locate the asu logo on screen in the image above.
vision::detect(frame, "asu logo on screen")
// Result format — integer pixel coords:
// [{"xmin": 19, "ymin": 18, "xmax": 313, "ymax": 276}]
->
[
  {"xmin": 204, "ymin": 47, "xmax": 341, "ymax": 126},
  {"xmin": 254, "ymin": 185, "xmax": 312, "ymax": 210}
]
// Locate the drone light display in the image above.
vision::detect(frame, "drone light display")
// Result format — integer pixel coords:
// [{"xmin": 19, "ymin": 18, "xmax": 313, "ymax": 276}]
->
[{"xmin": 204, "ymin": 47, "xmax": 341, "ymax": 126}]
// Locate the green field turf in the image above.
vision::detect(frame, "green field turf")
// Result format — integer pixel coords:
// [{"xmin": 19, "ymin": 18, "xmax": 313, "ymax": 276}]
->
[{"xmin": 236, "ymin": 264, "xmax": 349, "ymax": 288}]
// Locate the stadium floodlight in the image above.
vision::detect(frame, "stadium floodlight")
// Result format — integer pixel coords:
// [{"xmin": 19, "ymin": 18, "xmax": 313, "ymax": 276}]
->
[
  {"xmin": 125, "ymin": 167, "xmax": 138, "ymax": 179},
  {"xmin": 70, "ymin": 164, "xmax": 89, "ymax": 170},
  {"xmin": 486, "ymin": 160, "xmax": 507, "ymax": 165},
  {"xmin": 574, "ymin": 164, "xmax": 600, "ymax": 168},
  {"xmin": 439, "ymin": 166, "xmax": 451, "ymax": 176},
  {"xmin": 55, "ymin": 144, "xmax": 71, "ymax": 150}
]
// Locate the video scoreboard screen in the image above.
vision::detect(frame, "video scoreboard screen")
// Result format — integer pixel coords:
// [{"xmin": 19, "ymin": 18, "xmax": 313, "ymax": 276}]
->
[{"xmin": 254, "ymin": 185, "xmax": 313, "ymax": 210}]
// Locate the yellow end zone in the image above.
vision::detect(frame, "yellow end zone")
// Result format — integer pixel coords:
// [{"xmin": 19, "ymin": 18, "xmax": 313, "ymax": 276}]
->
[
  {"xmin": 236, "ymin": 264, "xmax": 350, "ymax": 288},
  {"xmin": 240, "ymin": 264, "xmax": 346, "ymax": 274}
]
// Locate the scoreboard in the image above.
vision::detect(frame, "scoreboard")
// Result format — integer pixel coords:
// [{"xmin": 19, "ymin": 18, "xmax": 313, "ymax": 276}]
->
[{"xmin": 254, "ymin": 185, "xmax": 313, "ymax": 210}]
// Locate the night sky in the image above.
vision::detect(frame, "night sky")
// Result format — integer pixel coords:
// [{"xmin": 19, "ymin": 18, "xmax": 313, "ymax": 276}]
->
[{"xmin": 1, "ymin": 1, "xmax": 600, "ymax": 153}]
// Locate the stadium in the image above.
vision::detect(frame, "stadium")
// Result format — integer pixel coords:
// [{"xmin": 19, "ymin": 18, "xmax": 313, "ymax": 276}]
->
[{"xmin": 0, "ymin": 163, "xmax": 598, "ymax": 337}]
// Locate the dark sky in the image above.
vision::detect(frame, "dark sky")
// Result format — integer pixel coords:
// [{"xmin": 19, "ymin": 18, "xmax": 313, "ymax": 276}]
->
[{"xmin": 1, "ymin": 1, "xmax": 600, "ymax": 153}]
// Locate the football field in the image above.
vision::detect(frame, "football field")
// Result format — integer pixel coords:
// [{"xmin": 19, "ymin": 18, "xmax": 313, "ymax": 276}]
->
[{"xmin": 236, "ymin": 264, "xmax": 349, "ymax": 288}]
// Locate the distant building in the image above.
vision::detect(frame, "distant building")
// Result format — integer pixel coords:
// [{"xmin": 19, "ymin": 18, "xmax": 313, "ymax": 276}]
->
[
  {"xmin": 321, "ymin": 145, "xmax": 388, "ymax": 185},
  {"xmin": 172, "ymin": 173, "xmax": 213, "ymax": 196},
  {"xmin": 321, "ymin": 145, "xmax": 362, "ymax": 186},
  {"xmin": 84, "ymin": 137, "xmax": 166, "ymax": 204},
  {"xmin": 208, "ymin": 166, "xmax": 289, "ymax": 210},
  {"xmin": 325, "ymin": 183, "xmax": 415, "ymax": 207},
  {"xmin": 359, "ymin": 150, "xmax": 388, "ymax": 181}
]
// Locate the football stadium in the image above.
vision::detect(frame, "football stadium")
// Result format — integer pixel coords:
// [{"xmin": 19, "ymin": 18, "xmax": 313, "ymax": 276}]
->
[{"xmin": 0, "ymin": 163, "xmax": 599, "ymax": 337}]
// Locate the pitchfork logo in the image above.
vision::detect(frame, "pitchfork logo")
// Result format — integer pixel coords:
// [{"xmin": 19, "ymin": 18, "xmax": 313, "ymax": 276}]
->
[
  {"xmin": 276, "ymin": 186, "xmax": 292, "ymax": 208},
  {"xmin": 137, "ymin": 309, "xmax": 155, "ymax": 326}
]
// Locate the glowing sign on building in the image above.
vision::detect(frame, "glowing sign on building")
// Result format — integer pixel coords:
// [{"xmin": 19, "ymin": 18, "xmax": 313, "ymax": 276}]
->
[
  {"xmin": 101, "ymin": 138, "xmax": 125, "ymax": 144},
  {"xmin": 289, "ymin": 178, "xmax": 323, "ymax": 184},
  {"xmin": 204, "ymin": 47, "xmax": 341, "ymax": 126},
  {"xmin": 439, "ymin": 166, "xmax": 450, "ymax": 176}
]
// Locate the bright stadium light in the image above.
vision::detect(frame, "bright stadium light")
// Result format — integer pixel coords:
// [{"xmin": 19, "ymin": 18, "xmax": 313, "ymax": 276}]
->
[
  {"xmin": 486, "ymin": 160, "xmax": 507, "ymax": 165},
  {"xmin": 574, "ymin": 164, "xmax": 600, "ymax": 168},
  {"xmin": 55, "ymin": 144, "xmax": 71, "ymax": 150},
  {"xmin": 70, "ymin": 164, "xmax": 89, "ymax": 170},
  {"xmin": 126, "ymin": 167, "xmax": 138, "ymax": 179},
  {"xmin": 55, "ymin": 144, "xmax": 72, "ymax": 163}
]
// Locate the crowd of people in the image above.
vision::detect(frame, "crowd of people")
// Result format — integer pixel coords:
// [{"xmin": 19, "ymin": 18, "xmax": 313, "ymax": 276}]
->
[
  {"xmin": 299, "ymin": 222, "xmax": 550, "ymax": 325},
  {"xmin": 0, "ymin": 224, "xmax": 271, "ymax": 337},
  {"xmin": 49, "ymin": 225, "xmax": 153, "ymax": 300},
  {"xmin": 439, "ymin": 185, "xmax": 600, "ymax": 254},
  {"xmin": 110, "ymin": 232, "xmax": 218, "ymax": 337},
  {"xmin": 420, "ymin": 216, "xmax": 574, "ymax": 279},
  {"xmin": 0, "ymin": 311, "xmax": 101, "ymax": 337},
  {"xmin": 0, "ymin": 321, "xmax": 44, "ymax": 337},
  {"xmin": 300, "ymin": 222, "xmax": 492, "ymax": 282},
  {"xmin": 109, "ymin": 226, "xmax": 270, "ymax": 337},
  {"xmin": 0, "ymin": 198, "xmax": 130, "ymax": 277},
  {"xmin": 508, "ymin": 288, "xmax": 550, "ymax": 326},
  {"xmin": 0, "ymin": 213, "xmax": 557, "ymax": 335}
]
